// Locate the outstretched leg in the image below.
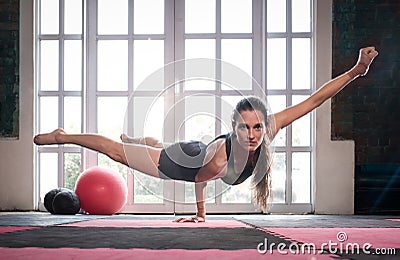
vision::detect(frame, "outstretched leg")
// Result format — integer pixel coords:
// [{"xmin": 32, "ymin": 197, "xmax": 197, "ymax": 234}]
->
[{"xmin": 34, "ymin": 128, "xmax": 162, "ymax": 178}]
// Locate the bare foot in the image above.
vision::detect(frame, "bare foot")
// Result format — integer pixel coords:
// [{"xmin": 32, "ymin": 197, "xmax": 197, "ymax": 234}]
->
[
  {"xmin": 120, "ymin": 133, "xmax": 140, "ymax": 144},
  {"xmin": 120, "ymin": 134, "xmax": 145, "ymax": 144},
  {"xmin": 120, "ymin": 134, "xmax": 163, "ymax": 148},
  {"xmin": 34, "ymin": 128, "xmax": 66, "ymax": 145}
]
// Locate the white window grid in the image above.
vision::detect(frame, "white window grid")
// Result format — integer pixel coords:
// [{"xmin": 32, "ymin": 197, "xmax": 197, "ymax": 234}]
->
[
  {"xmin": 35, "ymin": 0, "xmax": 314, "ymax": 213},
  {"xmin": 266, "ymin": 0, "xmax": 315, "ymax": 212},
  {"xmin": 36, "ymin": 0, "xmax": 85, "ymax": 195}
]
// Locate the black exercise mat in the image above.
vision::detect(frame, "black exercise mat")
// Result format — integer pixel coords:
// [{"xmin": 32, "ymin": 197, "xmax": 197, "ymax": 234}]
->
[
  {"xmin": 235, "ymin": 215, "xmax": 400, "ymax": 228},
  {"xmin": 0, "ymin": 226, "xmax": 292, "ymax": 250},
  {"xmin": 0, "ymin": 213, "xmax": 105, "ymax": 226}
]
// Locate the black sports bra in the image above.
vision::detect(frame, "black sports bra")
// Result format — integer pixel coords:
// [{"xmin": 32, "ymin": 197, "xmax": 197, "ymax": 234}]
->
[{"xmin": 211, "ymin": 134, "xmax": 260, "ymax": 185}]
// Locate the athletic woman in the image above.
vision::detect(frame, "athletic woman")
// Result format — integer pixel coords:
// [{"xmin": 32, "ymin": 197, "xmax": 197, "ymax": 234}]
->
[{"xmin": 34, "ymin": 47, "xmax": 378, "ymax": 222}]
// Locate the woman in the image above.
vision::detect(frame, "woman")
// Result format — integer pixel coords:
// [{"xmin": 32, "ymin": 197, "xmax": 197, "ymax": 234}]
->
[{"xmin": 34, "ymin": 47, "xmax": 378, "ymax": 222}]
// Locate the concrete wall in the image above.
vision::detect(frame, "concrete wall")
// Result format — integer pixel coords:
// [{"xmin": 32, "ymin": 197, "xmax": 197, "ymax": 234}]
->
[
  {"xmin": 0, "ymin": 0, "xmax": 19, "ymax": 138},
  {"xmin": 332, "ymin": 0, "xmax": 400, "ymax": 164},
  {"xmin": 331, "ymin": 0, "xmax": 400, "ymax": 214},
  {"xmin": 0, "ymin": 0, "xmax": 35, "ymax": 210}
]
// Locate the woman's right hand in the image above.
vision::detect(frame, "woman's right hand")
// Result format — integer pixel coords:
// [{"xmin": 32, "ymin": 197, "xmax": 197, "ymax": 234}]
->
[{"xmin": 174, "ymin": 214, "xmax": 205, "ymax": 223}]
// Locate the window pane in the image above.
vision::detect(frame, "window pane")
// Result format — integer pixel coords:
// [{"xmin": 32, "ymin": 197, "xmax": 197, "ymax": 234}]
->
[
  {"xmin": 184, "ymin": 79, "xmax": 215, "ymax": 91},
  {"xmin": 271, "ymin": 152, "xmax": 286, "ymax": 203},
  {"xmin": 64, "ymin": 97, "xmax": 81, "ymax": 134},
  {"xmin": 40, "ymin": 153, "xmax": 58, "ymax": 201},
  {"xmin": 134, "ymin": 171, "xmax": 163, "ymax": 203},
  {"xmin": 184, "ymin": 96, "xmax": 215, "ymax": 143},
  {"xmin": 267, "ymin": 95, "xmax": 286, "ymax": 115},
  {"xmin": 132, "ymin": 96, "xmax": 164, "ymax": 140},
  {"xmin": 134, "ymin": 0, "xmax": 164, "ymax": 34},
  {"xmin": 64, "ymin": 40, "xmax": 82, "ymax": 91},
  {"xmin": 134, "ymin": 40, "xmax": 164, "ymax": 90},
  {"xmin": 292, "ymin": 0, "xmax": 311, "ymax": 32},
  {"xmin": 40, "ymin": 97, "xmax": 58, "ymax": 133},
  {"xmin": 185, "ymin": 181, "xmax": 216, "ymax": 203},
  {"xmin": 267, "ymin": 0, "xmax": 286, "ymax": 32},
  {"xmin": 267, "ymin": 38, "xmax": 286, "ymax": 90},
  {"xmin": 185, "ymin": 39, "xmax": 215, "ymax": 59},
  {"xmin": 184, "ymin": 39, "xmax": 216, "ymax": 91},
  {"xmin": 221, "ymin": 95, "xmax": 242, "ymax": 134},
  {"xmin": 64, "ymin": 0, "xmax": 82, "ymax": 34},
  {"xmin": 98, "ymin": 153, "xmax": 127, "ymax": 179},
  {"xmin": 185, "ymin": 0, "xmax": 215, "ymax": 33},
  {"xmin": 221, "ymin": 39, "xmax": 252, "ymax": 90},
  {"xmin": 64, "ymin": 153, "xmax": 81, "ymax": 191},
  {"xmin": 292, "ymin": 95, "xmax": 310, "ymax": 146},
  {"xmin": 221, "ymin": 0, "xmax": 252, "ymax": 33},
  {"xmin": 292, "ymin": 152, "xmax": 311, "ymax": 203},
  {"xmin": 221, "ymin": 179, "xmax": 252, "ymax": 203},
  {"xmin": 98, "ymin": 40, "xmax": 128, "ymax": 91},
  {"xmin": 292, "ymin": 38, "xmax": 311, "ymax": 89},
  {"xmin": 268, "ymin": 95, "xmax": 286, "ymax": 146},
  {"xmin": 98, "ymin": 0, "xmax": 128, "ymax": 35},
  {"xmin": 97, "ymin": 97, "xmax": 127, "ymax": 140},
  {"xmin": 40, "ymin": 40, "xmax": 59, "ymax": 91},
  {"xmin": 40, "ymin": 0, "xmax": 59, "ymax": 34}
]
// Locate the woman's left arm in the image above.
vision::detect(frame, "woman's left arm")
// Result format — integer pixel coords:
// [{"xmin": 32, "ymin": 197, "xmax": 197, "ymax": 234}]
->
[{"xmin": 271, "ymin": 46, "xmax": 378, "ymax": 136}]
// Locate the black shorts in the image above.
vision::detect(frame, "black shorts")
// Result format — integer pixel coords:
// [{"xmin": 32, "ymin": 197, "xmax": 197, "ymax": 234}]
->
[{"xmin": 158, "ymin": 141, "xmax": 207, "ymax": 182}]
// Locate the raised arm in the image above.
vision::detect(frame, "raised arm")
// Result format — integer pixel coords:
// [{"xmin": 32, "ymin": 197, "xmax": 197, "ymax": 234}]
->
[{"xmin": 271, "ymin": 46, "xmax": 378, "ymax": 136}]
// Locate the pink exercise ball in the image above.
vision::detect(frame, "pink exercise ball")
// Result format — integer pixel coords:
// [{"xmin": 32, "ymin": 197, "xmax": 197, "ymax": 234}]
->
[{"xmin": 75, "ymin": 166, "xmax": 127, "ymax": 215}]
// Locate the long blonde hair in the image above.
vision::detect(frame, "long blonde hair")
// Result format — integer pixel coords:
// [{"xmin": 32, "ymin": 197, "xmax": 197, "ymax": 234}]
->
[{"xmin": 232, "ymin": 96, "xmax": 274, "ymax": 211}]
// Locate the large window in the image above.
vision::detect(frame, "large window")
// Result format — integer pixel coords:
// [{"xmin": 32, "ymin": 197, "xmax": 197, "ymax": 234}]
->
[
  {"xmin": 266, "ymin": 0, "xmax": 314, "ymax": 211},
  {"xmin": 36, "ymin": 0, "xmax": 314, "ymax": 213}
]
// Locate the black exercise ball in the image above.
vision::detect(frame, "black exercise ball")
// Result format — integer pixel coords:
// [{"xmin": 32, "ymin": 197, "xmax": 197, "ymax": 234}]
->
[
  {"xmin": 52, "ymin": 190, "xmax": 81, "ymax": 215},
  {"xmin": 44, "ymin": 188, "xmax": 66, "ymax": 214}
]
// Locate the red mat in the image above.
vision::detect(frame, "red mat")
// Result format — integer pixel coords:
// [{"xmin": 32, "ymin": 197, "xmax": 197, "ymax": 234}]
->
[
  {"xmin": 61, "ymin": 219, "xmax": 251, "ymax": 228},
  {"xmin": 0, "ymin": 226, "xmax": 38, "ymax": 234},
  {"xmin": 263, "ymin": 228, "xmax": 400, "ymax": 249},
  {"xmin": 0, "ymin": 247, "xmax": 336, "ymax": 260}
]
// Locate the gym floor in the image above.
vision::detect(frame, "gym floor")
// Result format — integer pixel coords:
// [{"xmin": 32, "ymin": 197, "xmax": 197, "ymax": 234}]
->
[{"xmin": 0, "ymin": 212, "xmax": 399, "ymax": 259}]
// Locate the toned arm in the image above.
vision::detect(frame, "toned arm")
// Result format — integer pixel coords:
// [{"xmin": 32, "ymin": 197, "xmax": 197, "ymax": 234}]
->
[
  {"xmin": 271, "ymin": 47, "xmax": 378, "ymax": 137},
  {"xmin": 175, "ymin": 139, "xmax": 227, "ymax": 222}
]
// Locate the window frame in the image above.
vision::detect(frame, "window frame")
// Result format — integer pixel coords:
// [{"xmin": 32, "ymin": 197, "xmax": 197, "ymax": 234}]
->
[
  {"xmin": 35, "ymin": 0, "xmax": 315, "ymax": 214},
  {"xmin": 35, "ymin": 0, "xmax": 85, "ymax": 204}
]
